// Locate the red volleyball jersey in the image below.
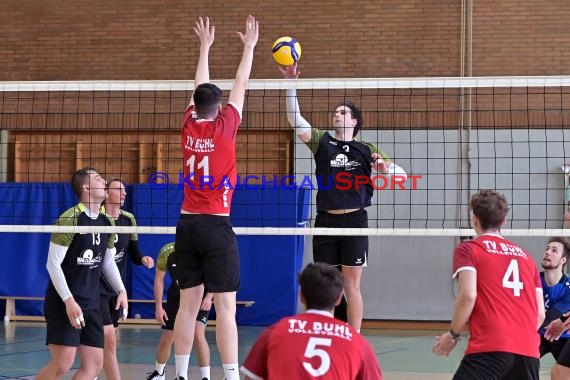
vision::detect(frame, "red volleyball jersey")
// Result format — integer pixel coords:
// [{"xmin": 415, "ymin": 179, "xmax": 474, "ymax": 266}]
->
[
  {"xmin": 180, "ymin": 103, "xmax": 240, "ymax": 214},
  {"xmin": 241, "ymin": 310, "xmax": 382, "ymax": 380},
  {"xmin": 453, "ymin": 233, "xmax": 541, "ymax": 358}
]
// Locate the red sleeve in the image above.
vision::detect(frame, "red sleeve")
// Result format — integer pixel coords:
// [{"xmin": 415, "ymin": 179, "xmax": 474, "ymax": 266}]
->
[
  {"xmin": 241, "ymin": 326, "xmax": 272, "ymax": 380},
  {"xmin": 182, "ymin": 105, "xmax": 196, "ymax": 128},
  {"xmin": 359, "ymin": 340, "xmax": 383, "ymax": 380},
  {"xmin": 218, "ymin": 103, "xmax": 241, "ymax": 141},
  {"xmin": 453, "ymin": 241, "xmax": 476, "ymax": 278}
]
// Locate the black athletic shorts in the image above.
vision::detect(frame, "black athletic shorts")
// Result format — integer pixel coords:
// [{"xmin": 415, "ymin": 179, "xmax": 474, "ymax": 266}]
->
[
  {"xmin": 45, "ymin": 306, "xmax": 104, "ymax": 348},
  {"xmin": 541, "ymin": 336, "xmax": 570, "ymax": 367},
  {"xmin": 161, "ymin": 296, "xmax": 210, "ymax": 331},
  {"xmin": 175, "ymin": 214, "xmax": 240, "ymax": 292},
  {"xmin": 313, "ymin": 209, "xmax": 368, "ymax": 267},
  {"xmin": 453, "ymin": 351, "xmax": 539, "ymax": 380},
  {"xmin": 100, "ymin": 294, "xmax": 122, "ymax": 328},
  {"xmin": 162, "ymin": 296, "xmax": 179, "ymax": 331}
]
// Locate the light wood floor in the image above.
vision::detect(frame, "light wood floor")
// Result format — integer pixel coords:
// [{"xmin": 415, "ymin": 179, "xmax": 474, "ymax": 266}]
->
[{"xmin": 0, "ymin": 321, "xmax": 556, "ymax": 379}]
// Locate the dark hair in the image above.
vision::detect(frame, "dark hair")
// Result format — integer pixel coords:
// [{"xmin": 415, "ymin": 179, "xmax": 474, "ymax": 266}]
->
[
  {"xmin": 193, "ymin": 83, "xmax": 222, "ymax": 118},
  {"xmin": 298, "ymin": 263, "xmax": 343, "ymax": 310},
  {"xmin": 337, "ymin": 100, "xmax": 363, "ymax": 137},
  {"xmin": 470, "ymin": 189, "xmax": 510, "ymax": 230},
  {"xmin": 548, "ymin": 237, "xmax": 570, "ymax": 259},
  {"xmin": 70, "ymin": 167, "xmax": 98, "ymax": 198},
  {"xmin": 106, "ymin": 177, "xmax": 127, "ymax": 189}
]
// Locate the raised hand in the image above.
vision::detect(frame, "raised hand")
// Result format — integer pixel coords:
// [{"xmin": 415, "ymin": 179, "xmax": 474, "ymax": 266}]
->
[
  {"xmin": 279, "ymin": 62, "xmax": 300, "ymax": 79},
  {"xmin": 193, "ymin": 16, "xmax": 215, "ymax": 48},
  {"xmin": 237, "ymin": 15, "xmax": 259, "ymax": 49}
]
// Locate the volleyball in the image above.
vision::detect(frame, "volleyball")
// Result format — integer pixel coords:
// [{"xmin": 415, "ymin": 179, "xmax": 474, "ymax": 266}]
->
[{"xmin": 272, "ymin": 37, "xmax": 302, "ymax": 66}]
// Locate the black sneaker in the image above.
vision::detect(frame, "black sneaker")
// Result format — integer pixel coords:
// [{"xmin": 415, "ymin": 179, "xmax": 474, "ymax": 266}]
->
[
  {"xmin": 145, "ymin": 370, "xmax": 165, "ymax": 380},
  {"xmin": 174, "ymin": 377, "xmax": 185, "ymax": 380}
]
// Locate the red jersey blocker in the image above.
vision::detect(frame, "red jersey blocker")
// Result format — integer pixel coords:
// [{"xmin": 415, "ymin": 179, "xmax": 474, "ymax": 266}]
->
[
  {"xmin": 181, "ymin": 103, "xmax": 240, "ymax": 215},
  {"xmin": 177, "ymin": 102, "xmax": 241, "ymax": 292},
  {"xmin": 241, "ymin": 310, "xmax": 382, "ymax": 380},
  {"xmin": 453, "ymin": 233, "xmax": 542, "ymax": 358}
]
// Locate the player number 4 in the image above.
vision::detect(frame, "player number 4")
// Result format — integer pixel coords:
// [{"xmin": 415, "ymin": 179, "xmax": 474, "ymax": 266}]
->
[
  {"xmin": 303, "ymin": 337, "xmax": 332, "ymax": 377},
  {"xmin": 502, "ymin": 259, "xmax": 524, "ymax": 297}
]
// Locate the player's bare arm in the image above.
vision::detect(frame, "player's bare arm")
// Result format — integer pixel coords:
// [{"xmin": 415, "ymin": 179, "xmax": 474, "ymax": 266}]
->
[
  {"xmin": 433, "ymin": 270, "xmax": 476, "ymax": 356},
  {"xmin": 228, "ymin": 15, "xmax": 259, "ymax": 115},
  {"xmin": 154, "ymin": 269, "xmax": 168, "ymax": 325},
  {"xmin": 281, "ymin": 63, "xmax": 312, "ymax": 143},
  {"xmin": 189, "ymin": 16, "xmax": 215, "ymax": 108}
]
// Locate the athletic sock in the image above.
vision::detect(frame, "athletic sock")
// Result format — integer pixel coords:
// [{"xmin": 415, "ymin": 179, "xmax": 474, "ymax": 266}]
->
[
  {"xmin": 222, "ymin": 363, "xmax": 239, "ymax": 380},
  {"xmin": 174, "ymin": 354, "xmax": 190, "ymax": 379},
  {"xmin": 155, "ymin": 361, "xmax": 166, "ymax": 375},
  {"xmin": 199, "ymin": 365, "xmax": 210, "ymax": 379}
]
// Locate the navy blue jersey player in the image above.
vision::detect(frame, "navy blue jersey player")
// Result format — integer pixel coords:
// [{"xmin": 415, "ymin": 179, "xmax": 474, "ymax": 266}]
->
[
  {"xmin": 281, "ymin": 63, "xmax": 407, "ymax": 331},
  {"xmin": 539, "ymin": 237, "xmax": 570, "ymax": 380},
  {"xmin": 37, "ymin": 168, "xmax": 128, "ymax": 380}
]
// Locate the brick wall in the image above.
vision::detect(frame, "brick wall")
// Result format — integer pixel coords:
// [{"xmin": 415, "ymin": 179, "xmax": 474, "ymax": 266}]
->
[
  {"xmin": 2, "ymin": 0, "xmax": 567, "ymax": 81},
  {"xmin": 472, "ymin": 2, "xmax": 570, "ymax": 75}
]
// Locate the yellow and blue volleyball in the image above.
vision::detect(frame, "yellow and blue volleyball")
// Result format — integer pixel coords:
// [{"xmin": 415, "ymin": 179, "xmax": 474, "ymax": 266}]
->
[{"xmin": 271, "ymin": 37, "xmax": 302, "ymax": 66}]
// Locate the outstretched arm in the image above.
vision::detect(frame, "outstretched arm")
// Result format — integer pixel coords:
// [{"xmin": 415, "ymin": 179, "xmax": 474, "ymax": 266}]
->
[
  {"xmin": 189, "ymin": 16, "xmax": 215, "ymax": 108},
  {"xmin": 228, "ymin": 15, "xmax": 259, "ymax": 115},
  {"xmin": 280, "ymin": 63, "xmax": 312, "ymax": 144}
]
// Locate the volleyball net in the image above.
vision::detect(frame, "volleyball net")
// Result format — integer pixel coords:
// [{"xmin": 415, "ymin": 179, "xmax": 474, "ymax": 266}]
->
[
  {"xmin": 3, "ymin": 76, "xmax": 570, "ymax": 322},
  {"xmin": 1, "ymin": 76, "xmax": 570, "ymax": 235}
]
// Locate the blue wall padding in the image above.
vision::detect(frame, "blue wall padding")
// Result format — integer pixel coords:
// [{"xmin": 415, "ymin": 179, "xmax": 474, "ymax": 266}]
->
[{"xmin": 0, "ymin": 183, "xmax": 309, "ymax": 326}]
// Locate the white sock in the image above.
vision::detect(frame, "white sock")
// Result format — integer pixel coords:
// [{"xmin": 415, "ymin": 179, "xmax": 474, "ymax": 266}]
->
[
  {"xmin": 222, "ymin": 363, "xmax": 239, "ymax": 380},
  {"xmin": 155, "ymin": 361, "xmax": 166, "ymax": 375},
  {"xmin": 175, "ymin": 354, "xmax": 190, "ymax": 379},
  {"xmin": 199, "ymin": 366, "xmax": 210, "ymax": 379}
]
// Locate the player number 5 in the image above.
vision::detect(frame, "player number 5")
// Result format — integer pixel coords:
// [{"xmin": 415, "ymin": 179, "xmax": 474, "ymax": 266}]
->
[
  {"xmin": 502, "ymin": 259, "xmax": 524, "ymax": 297},
  {"xmin": 303, "ymin": 337, "xmax": 332, "ymax": 377}
]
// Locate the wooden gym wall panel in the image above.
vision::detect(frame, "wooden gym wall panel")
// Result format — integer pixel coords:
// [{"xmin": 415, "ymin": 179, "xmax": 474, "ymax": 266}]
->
[{"xmin": 10, "ymin": 130, "xmax": 292, "ymax": 183}]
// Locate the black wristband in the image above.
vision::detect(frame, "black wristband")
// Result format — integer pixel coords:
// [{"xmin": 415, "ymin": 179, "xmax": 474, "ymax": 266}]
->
[
  {"xmin": 449, "ymin": 328, "xmax": 461, "ymax": 340},
  {"xmin": 561, "ymin": 314, "xmax": 569, "ymax": 323}
]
